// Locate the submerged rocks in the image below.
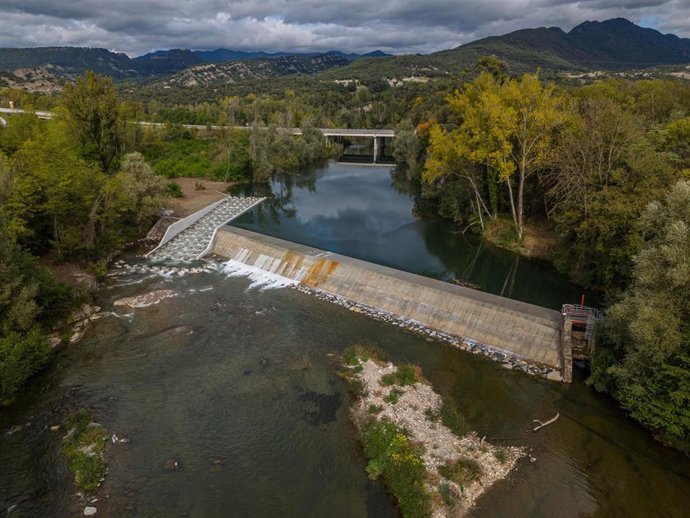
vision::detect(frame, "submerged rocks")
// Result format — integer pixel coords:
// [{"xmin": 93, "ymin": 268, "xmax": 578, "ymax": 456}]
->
[
  {"xmin": 114, "ymin": 290, "xmax": 176, "ymax": 308},
  {"xmin": 83, "ymin": 506, "xmax": 97, "ymax": 516},
  {"xmin": 164, "ymin": 458, "xmax": 181, "ymax": 471}
]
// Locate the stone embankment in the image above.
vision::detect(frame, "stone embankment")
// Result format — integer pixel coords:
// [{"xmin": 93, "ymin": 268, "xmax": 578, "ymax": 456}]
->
[{"xmin": 210, "ymin": 226, "xmax": 566, "ymax": 380}]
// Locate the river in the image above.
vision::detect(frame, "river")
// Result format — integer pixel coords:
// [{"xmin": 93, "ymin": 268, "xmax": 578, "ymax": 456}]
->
[{"xmin": 1, "ymin": 162, "xmax": 688, "ymax": 517}]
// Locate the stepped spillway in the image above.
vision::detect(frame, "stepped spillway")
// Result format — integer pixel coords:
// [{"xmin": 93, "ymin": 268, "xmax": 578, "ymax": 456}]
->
[{"xmin": 148, "ymin": 196, "xmax": 264, "ymax": 262}]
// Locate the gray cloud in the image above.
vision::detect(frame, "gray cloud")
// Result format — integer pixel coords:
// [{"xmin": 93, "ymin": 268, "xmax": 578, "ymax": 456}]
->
[{"xmin": 0, "ymin": 0, "xmax": 687, "ymax": 56}]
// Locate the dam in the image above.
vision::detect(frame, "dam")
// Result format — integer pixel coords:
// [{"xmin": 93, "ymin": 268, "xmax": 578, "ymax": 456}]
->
[{"xmin": 210, "ymin": 225, "xmax": 569, "ymax": 381}]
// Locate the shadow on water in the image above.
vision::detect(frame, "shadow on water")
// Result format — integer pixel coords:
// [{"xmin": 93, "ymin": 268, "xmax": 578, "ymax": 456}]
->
[{"xmin": 231, "ymin": 161, "xmax": 594, "ymax": 310}]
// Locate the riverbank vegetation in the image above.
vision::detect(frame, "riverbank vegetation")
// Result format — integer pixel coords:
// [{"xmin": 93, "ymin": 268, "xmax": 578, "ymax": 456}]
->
[
  {"xmin": 343, "ymin": 346, "xmax": 522, "ymax": 517},
  {"xmin": 61, "ymin": 409, "xmax": 108, "ymax": 491}
]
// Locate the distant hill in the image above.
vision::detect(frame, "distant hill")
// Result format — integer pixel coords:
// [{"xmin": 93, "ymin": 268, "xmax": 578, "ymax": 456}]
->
[
  {"xmin": 133, "ymin": 49, "xmax": 204, "ymax": 74},
  {"xmin": 160, "ymin": 54, "xmax": 352, "ymax": 87},
  {"xmin": 0, "ymin": 47, "xmax": 141, "ymax": 78},
  {"xmin": 0, "ymin": 45, "xmax": 389, "ymax": 79}
]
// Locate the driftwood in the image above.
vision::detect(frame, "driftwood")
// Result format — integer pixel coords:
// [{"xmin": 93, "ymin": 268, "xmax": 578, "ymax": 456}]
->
[{"xmin": 532, "ymin": 412, "xmax": 560, "ymax": 432}]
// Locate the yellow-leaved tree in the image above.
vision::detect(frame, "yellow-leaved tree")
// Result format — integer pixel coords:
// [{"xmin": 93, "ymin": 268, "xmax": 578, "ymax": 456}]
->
[{"xmin": 424, "ymin": 72, "xmax": 565, "ymax": 237}]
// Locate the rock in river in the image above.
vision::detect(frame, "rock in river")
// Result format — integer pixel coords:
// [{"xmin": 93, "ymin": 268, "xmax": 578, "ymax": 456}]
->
[{"xmin": 114, "ymin": 290, "xmax": 176, "ymax": 308}]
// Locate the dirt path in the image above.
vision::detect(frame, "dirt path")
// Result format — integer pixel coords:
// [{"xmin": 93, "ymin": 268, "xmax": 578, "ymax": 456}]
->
[{"xmin": 165, "ymin": 177, "xmax": 238, "ymax": 217}]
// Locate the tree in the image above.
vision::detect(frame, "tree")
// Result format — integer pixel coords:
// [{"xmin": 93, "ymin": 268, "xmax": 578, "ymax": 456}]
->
[
  {"xmin": 62, "ymin": 71, "xmax": 121, "ymax": 172},
  {"xmin": 424, "ymin": 72, "xmax": 565, "ymax": 236},
  {"xmin": 590, "ymin": 180, "xmax": 690, "ymax": 452},
  {"xmin": 7, "ymin": 118, "xmax": 105, "ymax": 257},
  {"xmin": 113, "ymin": 153, "xmax": 166, "ymax": 233},
  {"xmin": 500, "ymin": 74, "xmax": 566, "ymax": 236}
]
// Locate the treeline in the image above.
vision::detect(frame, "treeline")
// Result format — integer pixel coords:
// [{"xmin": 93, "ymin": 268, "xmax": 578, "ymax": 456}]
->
[
  {"xmin": 0, "ymin": 72, "xmax": 168, "ymax": 403},
  {"xmin": 399, "ymin": 71, "xmax": 690, "ymax": 452}
]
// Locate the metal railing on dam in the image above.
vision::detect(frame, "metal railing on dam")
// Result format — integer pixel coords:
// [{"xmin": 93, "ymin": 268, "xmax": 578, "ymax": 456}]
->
[{"xmin": 210, "ymin": 226, "xmax": 568, "ymax": 381}]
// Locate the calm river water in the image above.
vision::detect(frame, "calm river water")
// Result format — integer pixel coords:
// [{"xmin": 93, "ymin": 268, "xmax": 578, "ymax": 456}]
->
[{"xmin": 1, "ymin": 162, "xmax": 688, "ymax": 517}]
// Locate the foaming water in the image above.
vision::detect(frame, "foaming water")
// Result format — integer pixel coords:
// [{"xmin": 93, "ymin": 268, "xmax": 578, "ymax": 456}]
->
[{"xmin": 214, "ymin": 259, "xmax": 299, "ymax": 290}]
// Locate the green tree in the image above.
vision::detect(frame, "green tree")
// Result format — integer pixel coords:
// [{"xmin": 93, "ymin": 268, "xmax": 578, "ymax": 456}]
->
[
  {"xmin": 62, "ymin": 71, "xmax": 121, "ymax": 172},
  {"xmin": 591, "ymin": 180, "xmax": 690, "ymax": 452},
  {"xmin": 113, "ymin": 152, "xmax": 166, "ymax": 233}
]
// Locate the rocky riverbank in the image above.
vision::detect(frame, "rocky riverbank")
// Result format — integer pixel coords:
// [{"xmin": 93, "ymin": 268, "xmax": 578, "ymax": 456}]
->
[{"xmin": 343, "ymin": 348, "xmax": 523, "ymax": 517}]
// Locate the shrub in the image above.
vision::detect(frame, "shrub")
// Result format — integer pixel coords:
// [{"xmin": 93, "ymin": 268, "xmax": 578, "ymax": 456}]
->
[
  {"xmin": 361, "ymin": 420, "xmax": 431, "ymax": 518},
  {"xmin": 438, "ymin": 457, "xmax": 483, "ymax": 488},
  {"xmin": 440, "ymin": 400, "xmax": 468, "ymax": 437},
  {"xmin": 0, "ymin": 329, "xmax": 51, "ymax": 403},
  {"xmin": 166, "ymin": 181, "xmax": 183, "ymax": 198},
  {"xmin": 194, "ymin": 181, "xmax": 206, "ymax": 191},
  {"xmin": 395, "ymin": 364, "xmax": 420, "ymax": 386},
  {"xmin": 381, "ymin": 373, "xmax": 397, "ymax": 386}
]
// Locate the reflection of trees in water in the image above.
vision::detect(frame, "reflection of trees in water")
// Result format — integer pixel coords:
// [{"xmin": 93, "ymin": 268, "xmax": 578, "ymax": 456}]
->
[{"xmin": 232, "ymin": 167, "xmax": 321, "ymax": 226}]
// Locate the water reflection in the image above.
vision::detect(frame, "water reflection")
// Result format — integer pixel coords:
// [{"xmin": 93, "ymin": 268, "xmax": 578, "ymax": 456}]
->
[{"xmin": 232, "ymin": 161, "xmax": 591, "ymax": 309}]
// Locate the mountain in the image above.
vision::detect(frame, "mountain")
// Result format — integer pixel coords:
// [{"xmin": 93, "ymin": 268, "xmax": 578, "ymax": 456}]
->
[
  {"xmin": 133, "ymin": 49, "xmax": 203, "ymax": 74},
  {"xmin": 435, "ymin": 18, "xmax": 690, "ymax": 72},
  {"xmin": 320, "ymin": 18, "xmax": 690, "ymax": 83},
  {"xmin": 0, "ymin": 19, "xmax": 687, "ymax": 85},
  {"xmin": 0, "ymin": 47, "xmax": 141, "ymax": 78},
  {"xmin": 161, "ymin": 54, "xmax": 352, "ymax": 87}
]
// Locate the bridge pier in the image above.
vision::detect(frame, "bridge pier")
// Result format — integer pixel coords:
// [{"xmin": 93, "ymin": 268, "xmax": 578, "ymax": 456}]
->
[{"xmin": 373, "ymin": 137, "xmax": 379, "ymax": 164}]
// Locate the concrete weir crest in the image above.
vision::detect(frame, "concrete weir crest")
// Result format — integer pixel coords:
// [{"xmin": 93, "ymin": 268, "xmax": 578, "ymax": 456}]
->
[{"xmin": 210, "ymin": 226, "xmax": 567, "ymax": 381}]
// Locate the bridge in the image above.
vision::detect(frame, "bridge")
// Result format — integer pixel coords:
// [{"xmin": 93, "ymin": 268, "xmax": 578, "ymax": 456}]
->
[{"xmin": 0, "ymin": 108, "xmax": 395, "ymax": 163}]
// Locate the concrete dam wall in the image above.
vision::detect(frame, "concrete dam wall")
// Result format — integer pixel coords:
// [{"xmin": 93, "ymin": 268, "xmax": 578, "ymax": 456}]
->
[{"xmin": 211, "ymin": 227, "xmax": 566, "ymax": 380}]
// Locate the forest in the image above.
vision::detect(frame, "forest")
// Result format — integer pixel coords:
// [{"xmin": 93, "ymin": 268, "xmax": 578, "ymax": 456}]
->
[{"xmin": 1, "ymin": 64, "xmax": 689, "ymax": 451}]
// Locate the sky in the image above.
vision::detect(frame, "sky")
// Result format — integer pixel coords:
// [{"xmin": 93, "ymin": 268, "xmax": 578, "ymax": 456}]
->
[{"xmin": 0, "ymin": 0, "xmax": 688, "ymax": 57}]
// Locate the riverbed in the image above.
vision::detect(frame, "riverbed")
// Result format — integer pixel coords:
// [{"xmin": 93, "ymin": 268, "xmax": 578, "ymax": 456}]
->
[{"xmin": 1, "ymin": 163, "xmax": 688, "ymax": 517}]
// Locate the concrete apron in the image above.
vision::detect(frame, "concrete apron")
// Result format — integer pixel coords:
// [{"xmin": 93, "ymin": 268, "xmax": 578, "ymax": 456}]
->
[{"xmin": 211, "ymin": 226, "xmax": 567, "ymax": 382}]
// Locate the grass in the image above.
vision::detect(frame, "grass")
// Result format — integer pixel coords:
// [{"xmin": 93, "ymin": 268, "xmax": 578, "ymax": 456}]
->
[
  {"xmin": 361, "ymin": 420, "xmax": 431, "ymax": 518},
  {"xmin": 381, "ymin": 373, "xmax": 397, "ymax": 386},
  {"xmin": 61, "ymin": 409, "xmax": 108, "ymax": 491},
  {"xmin": 369, "ymin": 404, "xmax": 383, "ymax": 414},
  {"xmin": 438, "ymin": 457, "xmax": 483, "ymax": 489},
  {"xmin": 342, "ymin": 344, "xmax": 383, "ymax": 366},
  {"xmin": 440, "ymin": 399, "xmax": 468, "ymax": 438},
  {"xmin": 438, "ymin": 482, "xmax": 454, "ymax": 506},
  {"xmin": 384, "ymin": 388, "xmax": 403, "ymax": 404},
  {"xmin": 424, "ymin": 407, "xmax": 441, "ymax": 422},
  {"xmin": 482, "ymin": 217, "xmax": 521, "ymax": 251},
  {"xmin": 381, "ymin": 364, "xmax": 422, "ymax": 387},
  {"xmin": 493, "ymin": 449, "xmax": 508, "ymax": 464}
]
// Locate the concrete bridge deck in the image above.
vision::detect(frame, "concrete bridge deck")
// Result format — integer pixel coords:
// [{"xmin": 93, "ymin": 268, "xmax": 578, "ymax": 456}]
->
[
  {"xmin": 211, "ymin": 226, "xmax": 565, "ymax": 379},
  {"xmin": 0, "ymin": 108, "xmax": 394, "ymax": 137}
]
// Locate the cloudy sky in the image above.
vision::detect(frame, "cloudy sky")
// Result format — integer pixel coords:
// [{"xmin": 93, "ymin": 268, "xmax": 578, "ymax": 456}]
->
[{"xmin": 0, "ymin": 0, "xmax": 688, "ymax": 56}]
